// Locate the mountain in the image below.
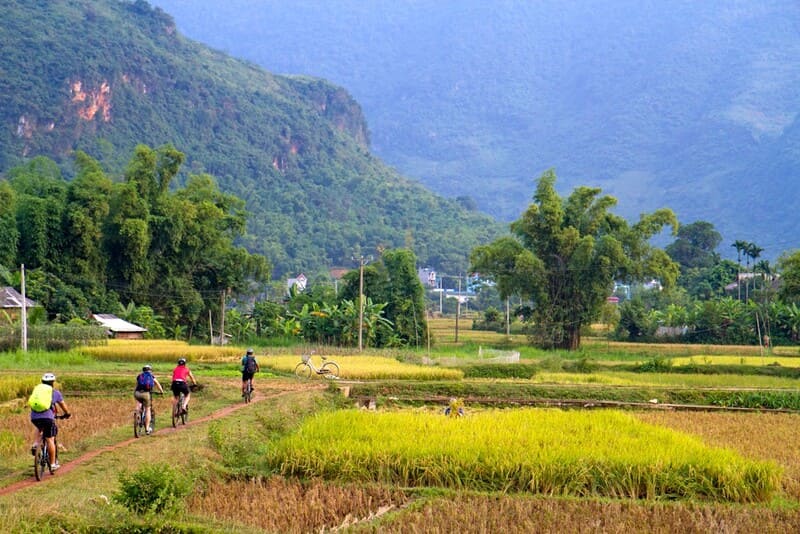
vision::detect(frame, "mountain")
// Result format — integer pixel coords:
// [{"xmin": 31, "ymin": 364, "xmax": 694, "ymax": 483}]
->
[
  {"xmin": 0, "ymin": 0, "xmax": 503, "ymax": 278},
  {"xmin": 149, "ymin": 0, "xmax": 800, "ymax": 260}
]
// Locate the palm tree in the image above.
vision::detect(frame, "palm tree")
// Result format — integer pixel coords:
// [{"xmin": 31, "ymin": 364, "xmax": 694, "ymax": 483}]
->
[
  {"xmin": 732, "ymin": 240, "xmax": 748, "ymax": 300},
  {"xmin": 745, "ymin": 243, "xmax": 764, "ymax": 301}
]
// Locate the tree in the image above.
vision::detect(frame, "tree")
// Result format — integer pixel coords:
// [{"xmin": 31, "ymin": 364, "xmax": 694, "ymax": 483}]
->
[
  {"xmin": 732, "ymin": 240, "xmax": 748, "ymax": 300},
  {"xmin": 470, "ymin": 170, "xmax": 678, "ymax": 350},
  {"xmin": 665, "ymin": 221, "xmax": 721, "ymax": 270},
  {"xmin": 778, "ymin": 250, "xmax": 800, "ymax": 304}
]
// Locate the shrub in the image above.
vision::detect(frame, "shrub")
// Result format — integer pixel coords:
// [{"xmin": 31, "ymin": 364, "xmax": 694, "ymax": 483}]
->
[{"xmin": 113, "ymin": 463, "xmax": 192, "ymax": 515}]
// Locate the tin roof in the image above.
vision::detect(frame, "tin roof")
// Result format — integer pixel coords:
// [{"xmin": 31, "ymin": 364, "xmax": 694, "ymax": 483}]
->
[
  {"xmin": 92, "ymin": 314, "xmax": 147, "ymax": 333},
  {"xmin": 0, "ymin": 287, "xmax": 36, "ymax": 308}
]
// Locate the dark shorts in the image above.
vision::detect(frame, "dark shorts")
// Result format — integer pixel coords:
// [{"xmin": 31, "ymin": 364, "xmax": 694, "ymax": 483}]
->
[
  {"xmin": 242, "ymin": 371, "xmax": 255, "ymax": 381},
  {"xmin": 171, "ymin": 381, "xmax": 190, "ymax": 397},
  {"xmin": 32, "ymin": 418, "xmax": 58, "ymax": 438}
]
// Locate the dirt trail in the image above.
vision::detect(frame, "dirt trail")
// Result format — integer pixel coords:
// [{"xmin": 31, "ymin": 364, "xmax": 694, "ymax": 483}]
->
[{"xmin": 0, "ymin": 384, "xmax": 325, "ymax": 497}]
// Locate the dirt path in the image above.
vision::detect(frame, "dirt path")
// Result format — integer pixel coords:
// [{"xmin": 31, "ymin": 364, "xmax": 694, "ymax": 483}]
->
[{"xmin": 0, "ymin": 384, "xmax": 325, "ymax": 497}]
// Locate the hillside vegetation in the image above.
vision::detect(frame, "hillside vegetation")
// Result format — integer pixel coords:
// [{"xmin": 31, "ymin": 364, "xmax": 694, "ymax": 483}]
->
[
  {"xmin": 152, "ymin": 0, "xmax": 800, "ymax": 256},
  {"xmin": 0, "ymin": 0, "xmax": 503, "ymax": 277}
]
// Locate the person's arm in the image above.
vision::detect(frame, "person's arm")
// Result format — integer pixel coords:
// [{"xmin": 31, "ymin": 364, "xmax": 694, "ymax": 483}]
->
[
  {"xmin": 255, "ymin": 360, "xmax": 260, "ymax": 372},
  {"xmin": 154, "ymin": 378, "xmax": 165, "ymax": 394},
  {"xmin": 189, "ymin": 371, "xmax": 197, "ymax": 385},
  {"xmin": 56, "ymin": 400, "xmax": 71, "ymax": 418}
]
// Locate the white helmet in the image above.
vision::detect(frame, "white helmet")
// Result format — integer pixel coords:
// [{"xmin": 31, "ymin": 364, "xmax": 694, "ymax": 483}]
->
[{"xmin": 42, "ymin": 373, "xmax": 56, "ymax": 383}]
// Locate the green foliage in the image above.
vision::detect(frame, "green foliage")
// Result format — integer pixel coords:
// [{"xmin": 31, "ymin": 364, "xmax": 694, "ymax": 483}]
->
[
  {"xmin": 0, "ymin": 0, "xmax": 503, "ymax": 278},
  {"xmin": 471, "ymin": 170, "xmax": 678, "ymax": 350},
  {"xmin": 113, "ymin": 463, "xmax": 192, "ymax": 515}
]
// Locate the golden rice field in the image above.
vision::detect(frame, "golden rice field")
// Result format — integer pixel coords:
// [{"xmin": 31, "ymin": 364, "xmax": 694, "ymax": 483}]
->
[
  {"xmin": 532, "ymin": 371, "xmax": 800, "ymax": 389},
  {"xmin": 0, "ymin": 375, "xmax": 39, "ymax": 403},
  {"xmin": 670, "ymin": 355, "xmax": 800, "ymax": 367},
  {"xmin": 81, "ymin": 339, "xmax": 243, "ymax": 362},
  {"xmin": 260, "ymin": 354, "xmax": 464, "ymax": 380},
  {"xmin": 265, "ymin": 408, "xmax": 780, "ymax": 502}
]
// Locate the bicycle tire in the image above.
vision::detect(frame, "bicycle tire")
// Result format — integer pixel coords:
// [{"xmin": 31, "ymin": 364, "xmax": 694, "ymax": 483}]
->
[
  {"xmin": 134, "ymin": 410, "xmax": 142, "ymax": 438},
  {"xmin": 321, "ymin": 361, "xmax": 340, "ymax": 379},
  {"xmin": 172, "ymin": 402, "xmax": 179, "ymax": 428},
  {"xmin": 244, "ymin": 382, "xmax": 252, "ymax": 403},
  {"xmin": 33, "ymin": 445, "xmax": 45, "ymax": 481},
  {"xmin": 181, "ymin": 405, "xmax": 187, "ymax": 425},
  {"xmin": 294, "ymin": 362, "xmax": 312, "ymax": 379}
]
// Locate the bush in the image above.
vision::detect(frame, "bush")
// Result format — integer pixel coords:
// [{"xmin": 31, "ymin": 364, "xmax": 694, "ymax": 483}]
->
[{"xmin": 113, "ymin": 463, "xmax": 192, "ymax": 515}]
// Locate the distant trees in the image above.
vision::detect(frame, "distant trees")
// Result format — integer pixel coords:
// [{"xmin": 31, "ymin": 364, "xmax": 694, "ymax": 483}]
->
[
  {"xmin": 2, "ymin": 146, "xmax": 270, "ymax": 336},
  {"xmin": 470, "ymin": 170, "xmax": 678, "ymax": 350}
]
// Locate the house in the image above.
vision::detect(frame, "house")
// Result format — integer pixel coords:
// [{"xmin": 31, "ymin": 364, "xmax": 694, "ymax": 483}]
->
[
  {"xmin": 0, "ymin": 286, "xmax": 37, "ymax": 320},
  {"xmin": 287, "ymin": 273, "xmax": 308, "ymax": 293},
  {"xmin": 92, "ymin": 314, "xmax": 147, "ymax": 340}
]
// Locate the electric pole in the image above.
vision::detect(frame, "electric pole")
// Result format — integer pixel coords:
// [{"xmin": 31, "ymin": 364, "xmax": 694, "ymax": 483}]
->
[{"xmin": 352, "ymin": 255, "xmax": 372, "ymax": 351}]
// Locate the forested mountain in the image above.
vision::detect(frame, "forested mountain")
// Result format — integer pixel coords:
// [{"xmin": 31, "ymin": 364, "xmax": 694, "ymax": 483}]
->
[
  {"xmin": 0, "ymin": 0, "xmax": 502, "ymax": 278},
  {"xmin": 151, "ymin": 0, "xmax": 800, "ymax": 259}
]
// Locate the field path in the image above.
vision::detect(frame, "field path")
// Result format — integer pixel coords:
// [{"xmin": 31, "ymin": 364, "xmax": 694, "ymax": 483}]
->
[{"xmin": 0, "ymin": 383, "xmax": 326, "ymax": 497}]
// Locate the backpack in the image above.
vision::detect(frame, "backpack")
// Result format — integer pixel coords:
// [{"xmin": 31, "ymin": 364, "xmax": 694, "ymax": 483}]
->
[
  {"xmin": 28, "ymin": 383, "xmax": 54, "ymax": 412},
  {"xmin": 136, "ymin": 372, "xmax": 155, "ymax": 391},
  {"xmin": 243, "ymin": 355, "xmax": 257, "ymax": 374}
]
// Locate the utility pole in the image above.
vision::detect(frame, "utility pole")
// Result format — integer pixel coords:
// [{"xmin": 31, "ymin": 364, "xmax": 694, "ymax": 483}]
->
[
  {"xmin": 352, "ymin": 255, "xmax": 372, "ymax": 351},
  {"xmin": 21, "ymin": 264, "xmax": 27, "ymax": 352}
]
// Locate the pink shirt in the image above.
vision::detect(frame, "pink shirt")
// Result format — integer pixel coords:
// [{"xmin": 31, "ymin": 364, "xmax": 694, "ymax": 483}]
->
[{"xmin": 172, "ymin": 366, "xmax": 190, "ymax": 382}]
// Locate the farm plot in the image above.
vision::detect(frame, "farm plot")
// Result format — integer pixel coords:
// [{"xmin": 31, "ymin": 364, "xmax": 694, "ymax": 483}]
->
[
  {"xmin": 261, "ymin": 354, "xmax": 464, "ymax": 380},
  {"xmin": 265, "ymin": 408, "xmax": 780, "ymax": 502}
]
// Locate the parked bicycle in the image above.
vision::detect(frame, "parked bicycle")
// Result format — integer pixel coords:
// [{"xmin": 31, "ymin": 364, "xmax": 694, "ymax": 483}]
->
[
  {"xmin": 33, "ymin": 414, "xmax": 67, "ymax": 481},
  {"xmin": 294, "ymin": 351, "xmax": 339, "ymax": 379},
  {"xmin": 134, "ymin": 392, "xmax": 162, "ymax": 438}
]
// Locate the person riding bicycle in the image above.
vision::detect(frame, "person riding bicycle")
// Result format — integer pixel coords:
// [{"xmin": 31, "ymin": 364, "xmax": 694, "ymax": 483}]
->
[
  {"xmin": 241, "ymin": 348, "xmax": 260, "ymax": 397},
  {"xmin": 134, "ymin": 365, "xmax": 164, "ymax": 435},
  {"xmin": 171, "ymin": 358, "xmax": 197, "ymax": 416},
  {"xmin": 29, "ymin": 373, "xmax": 71, "ymax": 472}
]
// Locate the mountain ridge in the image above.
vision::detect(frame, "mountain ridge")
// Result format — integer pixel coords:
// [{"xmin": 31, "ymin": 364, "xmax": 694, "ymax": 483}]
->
[
  {"xmin": 150, "ymin": 0, "xmax": 800, "ymax": 259},
  {"xmin": 0, "ymin": 0, "xmax": 502, "ymax": 277}
]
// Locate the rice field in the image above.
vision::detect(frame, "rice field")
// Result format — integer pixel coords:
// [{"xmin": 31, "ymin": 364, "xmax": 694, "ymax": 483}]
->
[
  {"xmin": 532, "ymin": 371, "xmax": 800, "ymax": 389},
  {"xmin": 670, "ymin": 355, "xmax": 800, "ymax": 367},
  {"xmin": 81, "ymin": 340, "xmax": 243, "ymax": 362},
  {"xmin": 264, "ymin": 408, "xmax": 780, "ymax": 502},
  {"xmin": 260, "ymin": 354, "xmax": 464, "ymax": 380}
]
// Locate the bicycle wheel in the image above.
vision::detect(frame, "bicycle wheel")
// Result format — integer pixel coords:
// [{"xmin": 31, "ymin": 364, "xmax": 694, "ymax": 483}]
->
[
  {"xmin": 244, "ymin": 383, "xmax": 252, "ymax": 403},
  {"xmin": 321, "ymin": 361, "xmax": 340, "ymax": 379},
  {"xmin": 294, "ymin": 362, "xmax": 312, "ymax": 379},
  {"xmin": 33, "ymin": 445, "xmax": 45, "ymax": 481},
  {"xmin": 134, "ymin": 410, "xmax": 142, "ymax": 438},
  {"xmin": 172, "ymin": 402, "xmax": 179, "ymax": 428}
]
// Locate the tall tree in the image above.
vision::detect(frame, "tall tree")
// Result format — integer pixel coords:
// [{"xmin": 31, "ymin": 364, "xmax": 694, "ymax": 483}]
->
[
  {"xmin": 732, "ymin": 240, "xmax": 748, "ymax": 300},
  {"xmin": 470, "ymin": 170, "xmax": 678, "ymax": 350}
]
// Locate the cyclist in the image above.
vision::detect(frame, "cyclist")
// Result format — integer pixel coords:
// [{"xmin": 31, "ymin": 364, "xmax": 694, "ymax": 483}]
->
[
  {"xmin": 241, "ymin": 348, "xmax": 260, "ymax": 397},
  {"xmin": 134, "ymin": 365, "xmax": 164, "ymax": 435},
  {"xmin": 171, "ymin": 358, "xmax": 197, "ymax": 416},
  {"xmin": 29, "ymin": 373, "xmax": 71, "ymax": 471}
]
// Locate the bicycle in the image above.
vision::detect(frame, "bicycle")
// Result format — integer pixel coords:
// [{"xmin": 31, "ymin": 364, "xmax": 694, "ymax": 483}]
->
[
  {"xmin": 33, "ymin": 414, "xmax": 67, "ymax": 481},
  {"xmin": 294, "ymin": 351, "xmax": 339, "ymax": 379},
  {"xmin": 243, "ymin": 378, "xmax": 253, "ymax": 404},
  {"xmin": 172, "ymin": 390, "xmax": 188, "ymax": 427},
  {"xmin": 171, "ymin": 384, "xmax": 197, "ymax": 427},
  {"xmin": 134, "ymin": 392, "xmax": 162, "ymax": 438}
]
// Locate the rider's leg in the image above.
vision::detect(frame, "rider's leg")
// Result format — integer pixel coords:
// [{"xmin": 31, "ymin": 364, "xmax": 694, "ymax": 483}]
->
[
  {"xmin": 30, "ymin": 426, "xmax": 41, "ymax": 453},
  {"xmin": 183, "ymin": 392, "xmax": 190, "ymax": 412},
  {"xmin": 45, "ymin": 435, "xmax": 57, "ymax": 467}
]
